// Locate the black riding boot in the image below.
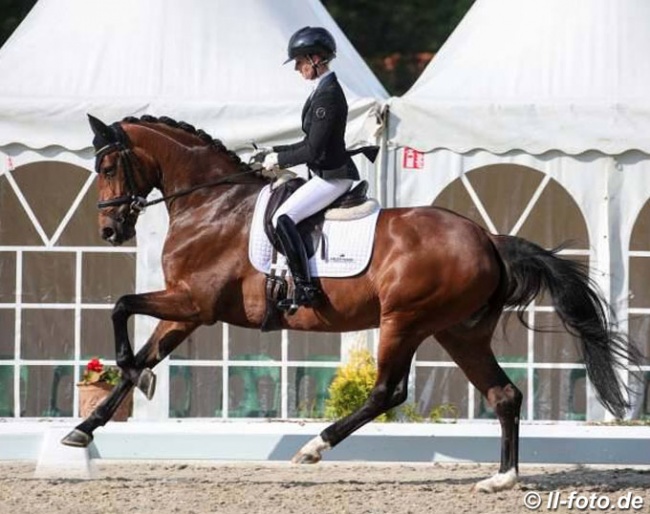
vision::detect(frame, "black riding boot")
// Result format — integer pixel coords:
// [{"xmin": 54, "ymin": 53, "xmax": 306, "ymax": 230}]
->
[{"xmin": 275, "ymin": 215, "xmax": 321, "ymax": 312}]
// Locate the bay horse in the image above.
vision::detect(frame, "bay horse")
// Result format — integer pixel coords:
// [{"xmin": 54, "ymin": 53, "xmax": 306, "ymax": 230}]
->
[{"xmin": 62, "ymin": 114, "xmax": 640, "ymax": 492}]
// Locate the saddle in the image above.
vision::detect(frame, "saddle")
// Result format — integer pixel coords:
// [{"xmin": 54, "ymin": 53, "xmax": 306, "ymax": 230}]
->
[
  {"xmin": 262, "ymin": 178, "xmax": 370, "ymax": 258},
  {"xmin": 259, "ymin": 177, "xmax": 371, "ymax": 331}
]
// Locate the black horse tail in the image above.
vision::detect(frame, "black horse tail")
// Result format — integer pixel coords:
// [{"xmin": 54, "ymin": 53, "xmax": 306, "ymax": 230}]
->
[{"xmin": 493, "ymin": 234, "xmax": 642, "ymax": 419}]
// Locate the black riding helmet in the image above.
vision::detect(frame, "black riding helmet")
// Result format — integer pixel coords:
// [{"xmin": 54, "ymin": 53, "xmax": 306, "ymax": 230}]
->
[{"xmin": 284, "ymin": 26, "xmax": 336, "ymax": 64}]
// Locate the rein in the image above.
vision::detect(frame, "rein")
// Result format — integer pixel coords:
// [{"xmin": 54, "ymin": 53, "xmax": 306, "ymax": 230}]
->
[
  {"xmin": 95, "ymin": 133, "xmax": 262, "ymax": 213},
  {"xmin": 135, "ymin": 169, "xmax": 263, "ymax": 209}
]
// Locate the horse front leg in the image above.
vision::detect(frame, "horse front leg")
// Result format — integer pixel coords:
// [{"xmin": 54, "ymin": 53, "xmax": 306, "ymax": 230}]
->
[
  {"xmin": 62, "ymin": 378, "xmax": 135, "ymax": 447},
  {"xmin": 61, "ymin": 316, "xmax": 199, "ymax": 448},
  {"xmin": 111, "ymin": 289, "xmax": 201, "ymax": 399}
]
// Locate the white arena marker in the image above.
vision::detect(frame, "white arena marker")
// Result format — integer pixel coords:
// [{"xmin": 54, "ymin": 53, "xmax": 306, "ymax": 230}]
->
[{"xmin": 34, "ymin": 427, "xmax": 97, "ymax": 479}]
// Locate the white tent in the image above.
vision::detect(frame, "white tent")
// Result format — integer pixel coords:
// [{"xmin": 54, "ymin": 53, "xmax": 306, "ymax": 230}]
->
[
  {"xmin": 0, "ymin": 0, "xmax": 387, "ymax": 422},
  {"xmin": 388, "ymin": 0, "xmax": 650, "ymax": 420},
  {"xmin": 0, "ymin": 0, "xmax": 387, "ymax": 151},
  {"xmin": 390, "ymin": 0, "xmax": 650, "ymax": 155}
]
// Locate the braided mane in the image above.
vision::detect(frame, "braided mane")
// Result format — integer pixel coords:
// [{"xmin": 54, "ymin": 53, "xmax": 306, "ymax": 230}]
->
[{"xmin": 122, "ymin": 115, "xmax": 249, "ymax": 172}]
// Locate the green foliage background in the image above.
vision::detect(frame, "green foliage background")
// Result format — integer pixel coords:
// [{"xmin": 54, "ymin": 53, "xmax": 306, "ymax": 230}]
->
[
  {"xmin": 0, "ymin": 0, "xmax": 36, "ymax": 47},
  {"xmin": 323, "ymin": 0, "xmax": 475, "ymax": 93}
]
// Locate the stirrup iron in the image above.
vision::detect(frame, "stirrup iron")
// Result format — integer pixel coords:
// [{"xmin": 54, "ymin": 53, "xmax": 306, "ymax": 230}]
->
[{"xmin": 277, "ymin": 282, "xmax": 320, "ymax": 314}]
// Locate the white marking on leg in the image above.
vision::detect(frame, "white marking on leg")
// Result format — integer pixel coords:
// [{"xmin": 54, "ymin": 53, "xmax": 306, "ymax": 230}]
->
[
  {"xmin": 291, "ymin": 435, "xmax": 331, "ymax": 464},
  {"xmin": 474, "ymin": 467, "xmax": 518, "ymax": 493}
]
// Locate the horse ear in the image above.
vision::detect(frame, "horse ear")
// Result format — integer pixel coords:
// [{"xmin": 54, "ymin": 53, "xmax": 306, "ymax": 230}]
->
[{"xmin": 87, "ymin": 113, "xmax": 114, "ymax": 149}]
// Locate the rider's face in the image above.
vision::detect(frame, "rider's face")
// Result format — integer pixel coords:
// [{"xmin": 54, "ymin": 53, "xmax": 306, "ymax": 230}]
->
[{"xmin": 294, "ymin": 55, "xmax": 317, "ymax": 80}]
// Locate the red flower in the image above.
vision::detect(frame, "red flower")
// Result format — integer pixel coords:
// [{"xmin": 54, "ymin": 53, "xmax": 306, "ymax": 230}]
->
[
  {"xmin": 86, "ymin": 358, "xmax": 103, "ymax": 373},
  {"xmin": 79, "ymin": 358, "xmax": 121, "ymax": 386}
]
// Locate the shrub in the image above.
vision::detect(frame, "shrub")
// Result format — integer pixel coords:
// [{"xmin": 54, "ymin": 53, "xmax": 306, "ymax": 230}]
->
[
  {"xmin": 427, "ymin": 403, "xmax": 459, "ymax": 423},
  {"xmin": 325, "ymin": 348, "xmax": 397, "ymax": 422},
  {"xmin": 324, "ymin": 348, "xmax": 460, "ymax": 423}
]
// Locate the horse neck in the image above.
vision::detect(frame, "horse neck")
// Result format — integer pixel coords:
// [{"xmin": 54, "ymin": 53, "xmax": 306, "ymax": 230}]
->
[
  {"xmin": 128, "ymin": 124, "xmax": 265, "ymax": 222},
  {"xmin": 153, "ymin": 142, "xmax": 263, "ymax": 220},
  {"xmin": 154, "ymin": 143, "xmax": 229, "ymax": 194}
]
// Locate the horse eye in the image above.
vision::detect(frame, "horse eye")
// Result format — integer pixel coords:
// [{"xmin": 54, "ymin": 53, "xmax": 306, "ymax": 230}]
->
[{"xmin": 103, "ymin": 165, "xmax": 116, "ymax": 177}]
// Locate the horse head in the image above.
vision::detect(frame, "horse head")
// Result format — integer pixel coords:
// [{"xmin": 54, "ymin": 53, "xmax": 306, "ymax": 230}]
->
[
  {"xmin": 89, "ymin": 113, "xmax": 266, "ymax": 246},
  {"xmin": 88, "ymin": 114, "xmax": 156, "ymax": 245}
]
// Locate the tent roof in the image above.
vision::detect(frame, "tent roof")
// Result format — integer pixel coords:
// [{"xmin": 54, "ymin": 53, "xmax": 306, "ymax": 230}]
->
[
  {"xmin": 389, "ymin": 0, "xmax": 650, "ymax": 155},
  {"xmin": 0, "ymin": 0, "xmax": 387, "ymax": 151}
]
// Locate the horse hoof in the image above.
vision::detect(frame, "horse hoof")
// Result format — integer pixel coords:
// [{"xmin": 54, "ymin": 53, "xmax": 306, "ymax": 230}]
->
[
  {"xmin": 137, "ymin": 368, "xmax": 156, "ymax": 400},
  {"xmin": 291, "ymin": 451, "xmax": 321, "ymax": 465},
  {"xmin": 291, "ymin": 435, "xmax": 330, "ymax": 464},
  {"xmin": 60, "ymin": 429, "xmax": 93, "ymax": 448},
  {"xmin": 473, "ymin": 468, "xmax": 518, "ymax": 493}
]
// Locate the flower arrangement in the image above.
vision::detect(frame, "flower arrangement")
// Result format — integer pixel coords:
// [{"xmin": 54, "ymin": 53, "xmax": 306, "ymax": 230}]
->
[
  {"xmin": 79, "ymin": 357, "xmax": 121, "ymax": 386},
  {"xmin": 77, "ymin": 357, "xmax": 131, "ymax": 420}
]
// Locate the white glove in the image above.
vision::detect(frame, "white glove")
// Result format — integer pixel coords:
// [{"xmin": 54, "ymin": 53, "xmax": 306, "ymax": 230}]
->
[
  {"xmin": 249, "ymin": 147, "xmax": 273, "ymax": 164},
  {"xmin": 263, "ymin": 152, "xmax": 279, "ymax": 169}
]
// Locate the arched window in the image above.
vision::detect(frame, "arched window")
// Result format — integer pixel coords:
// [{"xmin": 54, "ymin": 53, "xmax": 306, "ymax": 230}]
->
[
  {"xmin": 0, "ymin": 161, "xmax": 135, "ymax": 418},
  {"xmin": 414, "ymin": 164, "xmax": 590, "ymax": 421}
]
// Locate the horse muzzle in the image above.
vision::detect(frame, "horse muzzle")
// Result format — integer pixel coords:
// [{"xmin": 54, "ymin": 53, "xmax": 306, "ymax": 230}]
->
[{"xmin": 99, "ymin": 210, "xmax": 137, "ymax": 246}]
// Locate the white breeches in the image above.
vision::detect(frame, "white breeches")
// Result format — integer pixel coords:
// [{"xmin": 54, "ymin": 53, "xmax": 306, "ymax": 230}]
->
[{"xmin": 272, "ymin": 176, "xmax": 353, "ymax": 226}]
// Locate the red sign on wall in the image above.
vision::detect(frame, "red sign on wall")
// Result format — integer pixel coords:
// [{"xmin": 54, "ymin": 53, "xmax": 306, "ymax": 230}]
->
[{"xmin": 402, "ymin": 147, "xmax": 425, "ymax": 169}]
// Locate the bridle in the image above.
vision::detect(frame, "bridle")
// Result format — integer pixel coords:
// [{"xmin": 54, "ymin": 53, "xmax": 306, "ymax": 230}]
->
[
  {"xmin": 94, "ymin": 123, "xmax": 262, "ymax": 216},
  {"xmin": 94, "ymin": 140, "xmax": 148, "ymax": 214}
]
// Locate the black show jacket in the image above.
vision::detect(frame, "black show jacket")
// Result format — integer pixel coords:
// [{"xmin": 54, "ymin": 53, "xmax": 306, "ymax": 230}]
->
[{"xmin": 274, "ymin": 72, "xmax": 360, "ymax": 180}]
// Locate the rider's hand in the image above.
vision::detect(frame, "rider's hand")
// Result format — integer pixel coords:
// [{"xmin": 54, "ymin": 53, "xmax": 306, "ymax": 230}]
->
[
  {"xmin": 263, "ymin": 152, "xmax": 279, "ymax": 169},
  {"xmin": 250, "ymin": 147, "xmax": 273, "ymax": 165}
]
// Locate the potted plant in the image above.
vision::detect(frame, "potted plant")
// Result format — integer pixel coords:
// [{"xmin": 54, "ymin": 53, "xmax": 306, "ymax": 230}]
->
[{"xmin": 78, "ymin": 357, "xmax": 132, "ymax": 421}]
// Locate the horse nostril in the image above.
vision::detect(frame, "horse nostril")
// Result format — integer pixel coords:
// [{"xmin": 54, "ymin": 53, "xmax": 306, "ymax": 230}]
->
[{"xmin": 101, "ymin": 227, "xmax": 115, "ymax": 240}]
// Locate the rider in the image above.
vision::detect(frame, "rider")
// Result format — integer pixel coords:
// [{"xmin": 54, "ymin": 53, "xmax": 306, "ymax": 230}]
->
[{"xmin": 258, "ymin": 26, "xmax": 360, "ymax": 312}]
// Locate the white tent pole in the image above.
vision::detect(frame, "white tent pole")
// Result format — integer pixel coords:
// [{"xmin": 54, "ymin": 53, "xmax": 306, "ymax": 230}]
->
[
  {"xmin": 375, "ymin": 105, "xmax": 389, "ymax": 208},
  {"xmin": 589, "ymin": 158, "xmax": 615, "ymax": 421},
  {"xmin": 133, "ymin": 199, "xmax": 169, "ymax": 421},
  {"xmin": 607, "ymin": 156, "xmax": 633, "ymax": 419}
]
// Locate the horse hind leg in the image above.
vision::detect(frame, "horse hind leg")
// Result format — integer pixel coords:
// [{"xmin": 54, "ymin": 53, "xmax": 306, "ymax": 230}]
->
[
  {"xmin": 475, "ymin": 382, "xmax": 522, "ymax": 493},
  {"xmin": 293, "ymin": 369, "xmax": 411, "ymax": 464},
  {"xmin": 292, "ymin": 322, "xmax": 419, "ymax": 464},
  {"xmin": 436, "ymin": 326, "xmax": 522, "ymax": 493}
]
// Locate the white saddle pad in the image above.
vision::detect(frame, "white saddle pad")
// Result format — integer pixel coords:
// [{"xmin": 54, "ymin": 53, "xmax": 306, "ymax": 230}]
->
[{"xmin": 249, "ymin": 185, "xmax": 381, "ymax": 278}]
